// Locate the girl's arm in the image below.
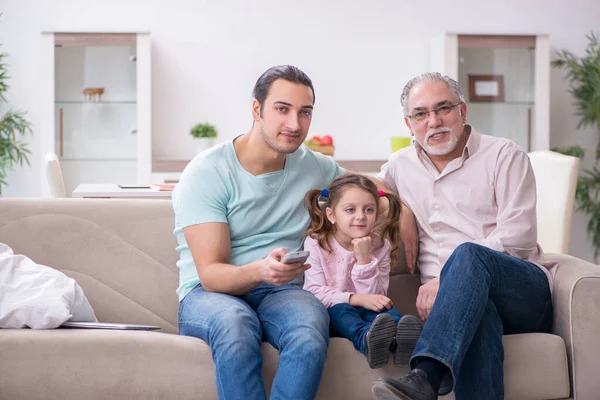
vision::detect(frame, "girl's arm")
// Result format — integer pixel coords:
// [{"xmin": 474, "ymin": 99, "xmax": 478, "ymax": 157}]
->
[
  {"xmin": 351, "ymin": 240, "xmax": 391, "ymax": 295},
  {"xmin": 303, "ymin": 238, "xmax": 353, "ymax": 308}
]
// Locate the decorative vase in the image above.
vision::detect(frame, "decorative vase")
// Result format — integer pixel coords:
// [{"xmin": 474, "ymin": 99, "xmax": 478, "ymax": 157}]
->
[{"xmin": 195, "ymin": 138, "xmax": 216, "ymax": 154}]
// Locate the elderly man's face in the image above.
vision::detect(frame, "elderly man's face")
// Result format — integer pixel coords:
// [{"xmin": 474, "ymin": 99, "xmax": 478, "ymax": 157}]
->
[{"xmin": 404, "ymin": 81, "xmax": 467, "ymax": 157}]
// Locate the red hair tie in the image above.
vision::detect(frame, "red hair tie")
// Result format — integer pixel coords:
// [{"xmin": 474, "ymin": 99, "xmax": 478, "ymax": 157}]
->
[{"xmin": 378, "ymin": 189, "xmax": 386, "ymax": 197}]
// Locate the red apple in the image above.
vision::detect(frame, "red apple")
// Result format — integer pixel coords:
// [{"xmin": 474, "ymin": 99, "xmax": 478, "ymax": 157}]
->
[
  {"xmin": 311, "ymin": 136, "xmax": 322, "ymax": 144},
  {"xmin": 320, "ymin": 135, "xmax": 333, "ymax": 145}
]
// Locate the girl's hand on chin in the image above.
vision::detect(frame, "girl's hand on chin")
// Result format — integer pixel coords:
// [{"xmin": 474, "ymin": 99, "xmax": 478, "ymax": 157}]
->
[{"xmin": 352, "ymin": 236, "xmax": 372, "ymax": 264}]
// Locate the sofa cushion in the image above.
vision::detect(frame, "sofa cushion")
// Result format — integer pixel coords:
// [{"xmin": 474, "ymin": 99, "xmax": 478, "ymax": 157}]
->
[
  {"xmin": 502, "ymin": 333, "xmax": 570, "ymax": 400},
  {"xmin": 0, "ymin": 199, "xmax": 180, "ymax": 333},
  {"xmin": 0, "ymin": 329, "xmax": 215, "ymax": 400},
  {"xmin": 322, "ymin": 333, "xmax": 570, "ymax": 400},
  {"xmin": 0, "ymin": 329, "xmax": 568, "ymax": 400}
]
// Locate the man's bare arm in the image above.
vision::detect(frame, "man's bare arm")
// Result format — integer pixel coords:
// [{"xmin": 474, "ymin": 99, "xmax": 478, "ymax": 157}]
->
[{"xmin": 184, "ymin": 223, "xmax": 308, "ymax": 295}]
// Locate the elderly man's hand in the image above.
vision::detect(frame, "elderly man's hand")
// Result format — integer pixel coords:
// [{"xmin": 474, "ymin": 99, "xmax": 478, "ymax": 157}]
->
[
  {"xmin": 416, "ymin": 277, "xmax": 439, "ymax": 321},
  {"xmin": 400, "ymin": 205, "xmax": 419, "ymax": 273}
]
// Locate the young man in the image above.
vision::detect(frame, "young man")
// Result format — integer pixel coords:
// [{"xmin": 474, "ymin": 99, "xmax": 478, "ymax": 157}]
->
[
  {"xmin": 173, "ymin": 65, "xmax": 344, "ymax": 399},
  {"xmin": 371, "ymin": 73, "xmax": 553, "ymax": 400}
]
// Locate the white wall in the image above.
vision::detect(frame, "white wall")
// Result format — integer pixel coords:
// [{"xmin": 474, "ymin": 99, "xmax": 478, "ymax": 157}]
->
[{"xmin": 1, "ymin": 0, "xmax": 599, "ymax": 262}]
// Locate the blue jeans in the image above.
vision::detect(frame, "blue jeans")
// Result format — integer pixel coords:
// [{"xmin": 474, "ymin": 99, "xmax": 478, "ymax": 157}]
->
[
  {"xmin": 410, "ymin": 243, "xmax": 553, "ymax": 400},
  {"xmin": 328, "ymin": 303, "xmax": 402, "ymax": 355},
  {"xmin": 179, "ymin": 283, "xmax": 329, "ymax": 400}
]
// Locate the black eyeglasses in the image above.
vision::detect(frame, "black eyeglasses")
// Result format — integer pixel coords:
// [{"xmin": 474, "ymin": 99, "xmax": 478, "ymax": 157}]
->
[{"xmin": 407, "ymin": 102, "xmax": 462, "ymax": 122}]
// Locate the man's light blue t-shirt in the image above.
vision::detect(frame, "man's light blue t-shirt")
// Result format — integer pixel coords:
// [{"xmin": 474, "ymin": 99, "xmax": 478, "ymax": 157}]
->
[{"xmin": 172, "ymin": 140, "xmax": 344, "ymax": 301}]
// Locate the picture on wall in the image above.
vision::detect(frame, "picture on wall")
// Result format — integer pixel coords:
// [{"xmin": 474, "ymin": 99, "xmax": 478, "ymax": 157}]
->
[{"xmin": 468, "ymin": 74, "xmax": 505, "ymax": 102}]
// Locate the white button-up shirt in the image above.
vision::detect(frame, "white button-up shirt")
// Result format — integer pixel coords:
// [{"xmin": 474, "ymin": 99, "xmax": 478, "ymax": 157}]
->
[{"xmin": 377, "ymin": 126, "xmax": 553, "ymax": 285}]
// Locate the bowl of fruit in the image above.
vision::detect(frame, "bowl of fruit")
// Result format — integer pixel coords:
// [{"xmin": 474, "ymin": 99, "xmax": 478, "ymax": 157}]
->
[{"xmin": 305, "ymin": 135, "xmax": 334, "ymax": 156}]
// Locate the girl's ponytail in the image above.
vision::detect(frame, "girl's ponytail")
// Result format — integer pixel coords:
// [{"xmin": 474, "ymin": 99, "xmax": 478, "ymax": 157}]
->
[
  {"xmin": 304, "ymin": 189, "xmax": 334, "ymax": 254},
  {"xmin": 378, "ymin": 192, "xmax": 402, "ymax": 268}
]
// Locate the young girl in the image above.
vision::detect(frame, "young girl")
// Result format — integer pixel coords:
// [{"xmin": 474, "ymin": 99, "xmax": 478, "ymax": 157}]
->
[{"xmin": 303, "ymin": 174, "xmax": 422, "ymax": 369}]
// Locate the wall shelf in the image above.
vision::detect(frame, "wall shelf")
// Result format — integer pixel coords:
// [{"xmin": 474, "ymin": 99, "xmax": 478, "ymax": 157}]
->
[
  {"xmin": 55, "ymin": 100, "xmax": 137, "ymax": 104},
  {"xmin": 61, "ymin": 157, "xmax": 137, "ymax": 162},
  {"xmin": 468, "ymin": 101, "xmax": 534, "ymax": 105}
]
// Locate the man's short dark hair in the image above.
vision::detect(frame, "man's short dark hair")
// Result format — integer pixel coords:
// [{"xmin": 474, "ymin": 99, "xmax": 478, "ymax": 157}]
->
[{"xmin": 253, "ymin": 65, "xmax": 315, "ymax": 114}]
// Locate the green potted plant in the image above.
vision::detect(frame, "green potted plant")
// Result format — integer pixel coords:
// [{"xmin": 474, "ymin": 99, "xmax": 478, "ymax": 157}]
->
[
  {"xmin": 551, "ymin": 31, "xmax": 600, "ymax": 260},
  {"xmin": 0, "ymin": 47, "xmax": 32, "ymax": 195},
  {"xmin": 190, "ymin": 122, "xmax": 218, "ymax": 154}
]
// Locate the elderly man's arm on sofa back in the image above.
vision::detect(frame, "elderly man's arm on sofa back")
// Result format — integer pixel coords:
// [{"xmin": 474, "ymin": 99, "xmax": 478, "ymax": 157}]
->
[{"xmin": 549, "ymin": 253, "xmax": 600, "ymax": 399}]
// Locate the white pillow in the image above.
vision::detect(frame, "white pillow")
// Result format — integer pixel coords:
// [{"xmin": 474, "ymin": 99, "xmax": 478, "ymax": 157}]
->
[{"xmin": 0, "ymin": 243, "xmax": 97, "ymax": 329}]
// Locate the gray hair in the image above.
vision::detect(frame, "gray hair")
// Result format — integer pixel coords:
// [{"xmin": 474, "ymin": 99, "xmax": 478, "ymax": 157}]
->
[{"xmin": 401, "ymin": 72, "xmax": 465, "ymax": 116}]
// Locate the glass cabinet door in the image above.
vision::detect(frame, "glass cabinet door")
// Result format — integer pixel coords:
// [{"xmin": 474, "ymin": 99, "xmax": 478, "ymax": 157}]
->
[
  {"xmin": 457, "ymin": 35, "xmax": 536, "ymax": 151},
  {"xmin": 54, "ymin": 33, "xmax": 138, "ymax": 193}
]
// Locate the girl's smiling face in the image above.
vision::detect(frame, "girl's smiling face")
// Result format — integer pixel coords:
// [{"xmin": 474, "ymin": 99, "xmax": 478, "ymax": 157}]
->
[{"xmin": 326, "ymin": 186, "xmax": 378, "ymax": 246}]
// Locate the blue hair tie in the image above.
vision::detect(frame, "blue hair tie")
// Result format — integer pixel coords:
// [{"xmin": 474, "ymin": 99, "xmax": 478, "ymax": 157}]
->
[{"xmin": 320, "ymin": 189, "xmax": 329, "ymax": 198}]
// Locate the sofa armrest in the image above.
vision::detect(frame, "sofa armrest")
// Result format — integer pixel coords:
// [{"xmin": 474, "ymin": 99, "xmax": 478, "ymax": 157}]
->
[{"xmin": 548, "ymin": 252, "xmax": 600, "ymax": 400}]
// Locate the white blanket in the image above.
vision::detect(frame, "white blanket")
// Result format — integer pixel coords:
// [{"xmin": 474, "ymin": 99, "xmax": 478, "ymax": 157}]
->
[{"xmin": 0, "ymin": 243, "xmax": 97, "ymax": 329}]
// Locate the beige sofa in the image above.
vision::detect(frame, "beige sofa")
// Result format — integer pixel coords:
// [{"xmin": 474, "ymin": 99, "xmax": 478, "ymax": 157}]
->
[{"xmin": 1, "ymin": 198, "xmax": 599, "ymax": 400}]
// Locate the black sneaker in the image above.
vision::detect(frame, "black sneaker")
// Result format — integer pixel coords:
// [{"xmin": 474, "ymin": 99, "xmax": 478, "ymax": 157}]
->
[
  {"xmin": 393, "ymin": 315, "xmax": 422, "ymax": 367},
  {"xmin": 372, "ymin": 369, "xmax": 437, "ymax": 400},
  {"xmin": 365, "ymin": 313, "xmax": 396, "ymax": 369}
]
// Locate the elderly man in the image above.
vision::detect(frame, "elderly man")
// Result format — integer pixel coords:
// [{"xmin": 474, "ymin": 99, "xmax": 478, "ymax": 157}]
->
[{"xmin": 371, "ymin": 73, "xmax": 553, "ymax": 400}]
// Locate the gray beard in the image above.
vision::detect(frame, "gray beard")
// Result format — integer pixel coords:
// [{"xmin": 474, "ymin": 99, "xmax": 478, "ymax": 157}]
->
[{"xmin": 423, "ymin": 130, "xmax": 458, "ymax": 156}]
